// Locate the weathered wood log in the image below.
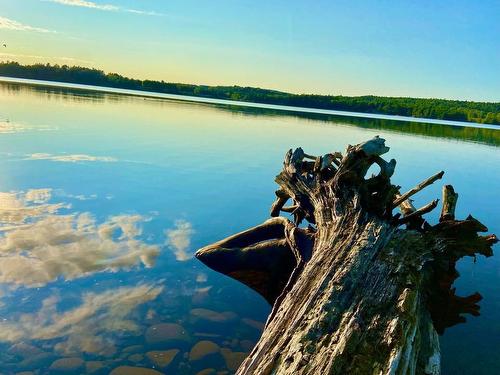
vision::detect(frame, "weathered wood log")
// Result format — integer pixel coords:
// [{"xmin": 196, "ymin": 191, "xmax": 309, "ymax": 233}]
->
[
  {"xmin": 397, "ymin": 199, "xmax": 439, "ymax": 225},
  {"xmin": 392, "ymin": 171, "xmax": 444, "ymax": 208},
  {"xmin": 195, "ymin": 137, "xmax": 497, "ymax": 375},
  {"xmin": 439, "ymin": 185, "xmax": 458, "ymax": 222}
]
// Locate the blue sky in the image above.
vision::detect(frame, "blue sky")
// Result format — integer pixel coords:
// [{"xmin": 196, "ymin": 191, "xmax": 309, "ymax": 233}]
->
[{"xmin": 0, "ymin": 0, "xmax": 499, "ymax": 101}]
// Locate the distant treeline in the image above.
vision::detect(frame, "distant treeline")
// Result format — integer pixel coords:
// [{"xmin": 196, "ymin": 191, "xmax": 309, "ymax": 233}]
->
[{"xmin": 1, "ymin": 61, "xmax": 499, "ymax": 124}]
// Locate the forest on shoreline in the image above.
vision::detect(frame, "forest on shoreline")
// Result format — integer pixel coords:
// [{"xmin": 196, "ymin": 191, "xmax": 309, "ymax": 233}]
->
[{"xmin": 1, "ymin": 61, "xmax": 499, "ymax": 125}]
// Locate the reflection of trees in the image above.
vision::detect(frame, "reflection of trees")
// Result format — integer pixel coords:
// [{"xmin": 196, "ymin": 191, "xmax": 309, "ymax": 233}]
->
[
  {"xmin": 1, "ymin": 62, "xmax": 499, "ymax": 124},
  {"xmin": 2, "ymin": 79, "xmax": 497, "ymax": 146},
  {"xmin": 215, "ymin": 105, "xmax": 500, "ymax": 146}
]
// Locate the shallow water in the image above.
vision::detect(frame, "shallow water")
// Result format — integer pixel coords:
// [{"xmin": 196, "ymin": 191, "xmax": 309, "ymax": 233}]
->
[
  {"xmin": 2, "ymin": 76, "xmax": 499, "ymax": 130},
  {"xmin": 0, "ymin": 82, "xmax": 498, "ymax": 374}
]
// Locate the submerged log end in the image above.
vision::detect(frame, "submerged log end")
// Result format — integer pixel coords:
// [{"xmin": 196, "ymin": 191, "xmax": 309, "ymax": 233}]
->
[{"xmin": 195, "ymin": 220, "xmax": 299, "ymax": 305}]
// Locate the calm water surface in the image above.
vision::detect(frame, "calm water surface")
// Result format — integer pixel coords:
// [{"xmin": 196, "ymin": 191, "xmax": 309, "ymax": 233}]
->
[{"xmin": 0, "ymin": 82, "xmax": 498, "ymax": 375}]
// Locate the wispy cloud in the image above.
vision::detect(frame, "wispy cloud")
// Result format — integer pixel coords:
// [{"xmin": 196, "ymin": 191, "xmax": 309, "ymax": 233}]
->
[
  {"xmin": 26, "ymin": 153, "xmax": 118, "ymax": 163},
  {"xmin": 0, "ymin": 16, "xmax": 54, "ymax": 33},
  {"xmin": 44, "ymin": 0, "xmax": 164, "ymax": 16},
  {"xmin": 47, "ymin": 0, "xmax": 118, "ymax": 11},
  {"xmin": 0, "ymin": 52, "xmax": 93, "ymax": 65},
  {"xmin": 123, "ymin": 8, "xmax": 164, "ymax": 17}
]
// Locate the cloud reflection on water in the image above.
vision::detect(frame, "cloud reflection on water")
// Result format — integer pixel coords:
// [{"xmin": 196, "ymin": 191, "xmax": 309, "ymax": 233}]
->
[
  {"xmin": 165, "ymin": 219, "xmax": 195, "ymax": 261},
  {"xmin": 24, "ymin": 188, "xmax": 53, "ymax": 203},
  {"xmin": 0, "ymin": 188, "xmax": 201, "ymax": 361},
  {"xmin": 0, "ymin": 120, "xmax": 56, "ymax": 134},
  {"xmin": 26, "ymin": 153, "xmax": 118, "ymax": 163},
  {"xmin": 0, "ymin": 120, "xmax": 27, "ymax": 134},
  {"xmin": 0, "ymin": 189, "xmax": 159, "ymax": 287},
  {"xmin": 0, "ymin": 190, "xmax": 69, "ymax": 227},
  {"xmin": 0, "ymin": 284, "xmax": 163, "ymax": 355}
]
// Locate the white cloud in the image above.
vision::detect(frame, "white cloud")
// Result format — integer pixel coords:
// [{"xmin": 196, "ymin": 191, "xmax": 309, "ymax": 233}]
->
[
  {"xmin": 46, "ymin": 0, "xmax": 118, "ymax": 11},
  {"xmin": 0, "ymin": 189, "xmax": 160, "ymax": 287},
  {"xmin": 0, "ymin": 284, "xmax": 163, "ymax": 355},
  {"xmin": 26, "ymin": 153, "xmax": 118, "ymax": 163},
  {"xmin": 123, "ymin": 8, "xmax": 164, "ymax": 16},
  {"xmin": 165, "ymin": 220, "xmax": 195, "ymax": 261},
  {"xmin": 0, "ymin": 52, "xmax": 93, "ymax": 65},
  {"xmin": 0, "ymin": 16, "xmax": 54, "ymax": 33},
  {"xmin": 44, "ymin": 0, "xmax": 164, "ymax": 16}
]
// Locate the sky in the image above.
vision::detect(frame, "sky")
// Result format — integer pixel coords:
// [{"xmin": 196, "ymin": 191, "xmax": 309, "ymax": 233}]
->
[{"xmin": 0, "ymin": 0, "xmax": 499, "ymax": 101}]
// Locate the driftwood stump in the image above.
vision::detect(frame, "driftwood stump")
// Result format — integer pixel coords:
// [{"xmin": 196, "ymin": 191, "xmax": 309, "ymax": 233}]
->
[{"xmin": 196, "ymin": 137, "xmax": 497, "ymax": 375}]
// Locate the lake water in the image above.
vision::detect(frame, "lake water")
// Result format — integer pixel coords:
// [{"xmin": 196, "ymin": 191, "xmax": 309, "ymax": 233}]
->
[{"xmin": 0, "ymin": 81, "xmax": 498, "ymax": 375}]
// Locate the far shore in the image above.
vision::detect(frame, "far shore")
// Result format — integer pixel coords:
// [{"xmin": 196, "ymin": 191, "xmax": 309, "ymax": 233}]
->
[{"xmin": 1, "ymin": 76, "xmax": 498, "ymax": 131}]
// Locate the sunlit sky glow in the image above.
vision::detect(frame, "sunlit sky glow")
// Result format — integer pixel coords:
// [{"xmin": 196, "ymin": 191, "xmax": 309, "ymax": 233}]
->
[{"xmin": 0, "ymin": 0, "xmax": 499, "ymax": 101}]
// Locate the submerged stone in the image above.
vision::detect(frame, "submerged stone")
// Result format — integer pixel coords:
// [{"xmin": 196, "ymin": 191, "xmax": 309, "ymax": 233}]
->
[
  {"xmin": 122, "ymin": 345, "xmax": 144, "ymax": 354},
  {"xmin": 220, "ymin": 348, "xmax": 247, "ymax": 372},
  {"xmin": 146, "ymin": 349, "xmax": 179, "ymax": 369},
  {"xmin": 189, "ymin": 340, "xmax": 221, "ymax": 362},
  {"xmin": 145, "ymin": 323, "xmax": 191, "ymax": 347},
  {"xmin": 85, "ymin": 361, "xmax": 106, "ymax": 374},
  {"xmin": 18, "ymin": 352, "xmax": 56, "ymax": 370},
  {"xmin": 189, "ymin": 340, "xmax": 224, "ymax": 370},
  {"xmin": 109, "ymin": 366, "xmax": 164, "ymax": 375},
  {"xmin": 239, "ymin": 340, "xmax": 256, "ymax": 352},
  {"xmin": 8, "ymin": 343, "xmax": 44, "ymax": 359},
  {"xmin": 193, "ymin": 332, "xmax": 221, "ymax": 339},
  {"xmin": 190, "ymin": 309, "xmax": 237, "ymax": 323},
  {"xmin": 230, "ymin": 339, "xmax": 239, "ymax": 349},
  {"xmin": 49, "ymin": 357, "xmax": 85, "ymax": 373},
  {"xmin": 241, "ymin": 318, "xmax": 265, "ymax": 331},
  {"xmin": 128, "ymin": 353, "xmax": 144, "ymax": 363},
  {"xmin": 195, "ymin": 369, "xmax": 216, "ymax": 375}
]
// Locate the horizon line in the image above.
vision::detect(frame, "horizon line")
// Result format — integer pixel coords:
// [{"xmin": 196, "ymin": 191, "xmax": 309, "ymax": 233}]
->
[
  {"xmin": 1, "ymin": 76, "xmax": 498, "ymax": 130},
  {"xmin": 1, "ymin": 60, "xmax": 499, "ymax": 104}
]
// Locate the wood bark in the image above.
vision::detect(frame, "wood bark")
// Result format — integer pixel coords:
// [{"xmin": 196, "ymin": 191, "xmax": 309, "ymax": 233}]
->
[{"xmin": 196, "ymin": 137, "xmax": 497, "ymax": 375}]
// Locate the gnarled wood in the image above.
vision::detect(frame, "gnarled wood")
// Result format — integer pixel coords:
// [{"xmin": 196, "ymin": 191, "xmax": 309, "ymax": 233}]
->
[
  {"xmin": 196, "ymin": 137, "xmax": 497, "ymax": 375},
  {"xmin": 440, "ymin": 185, "xmax": 458, "ymax": 222},
  {"xmin": 397, "ymin": 199, "xmax": 439, "ymax": 225},
  {"xmin": 392, "ymin": 171, "xmax": 444, "ymax": 208}
]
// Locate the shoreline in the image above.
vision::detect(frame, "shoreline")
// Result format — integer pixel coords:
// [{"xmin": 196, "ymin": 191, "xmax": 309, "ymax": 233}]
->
[{"xmin": 1, "ymin": 76, "xmax": 498, "ymax": 130}]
